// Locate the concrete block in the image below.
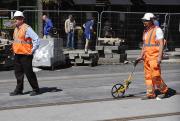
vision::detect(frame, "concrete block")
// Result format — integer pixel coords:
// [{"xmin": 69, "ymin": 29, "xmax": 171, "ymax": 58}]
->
[
  {"xmin": 79, "ymin": 53, "xmax": 90, "ymax": 58},
  {"xmin": 112, "ymin": 53, "xmax": 120, "ymax": 58},
  {"xmin": 84, "ymin": 60, "xmax": 92, "ymax": 64},
  {"xmin": 104, "ymin": 49, "xmax": 112, "ymax": 54},
  {"xmin": 105, "ymin": 53, "xmax": 113, "ymax": 58},
  {"xmin": 75, "ymin": 58, "xmax": 84, "ymax": 63},
  {"xmin": 69, "ymin": 53, "xmax": 78, "ymax": 59},
  {"xmin": 104, "ymin": 46, "xmax": 119, "ymax": 51},
  {"xmin": 96, "ymin": 46, "xmax": 104, "ymax": 50}
]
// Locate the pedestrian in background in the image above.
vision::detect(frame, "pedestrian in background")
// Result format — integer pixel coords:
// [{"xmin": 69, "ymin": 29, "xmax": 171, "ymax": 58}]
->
[
  {"xmin": 153, "ymin": 16, "xmax": 160, "ymax": 27},
  {"xmin": 83, "ymin": 18, "xmax": 94, "ymax": 53},
  {"xmin": 103, "ymin": 20, "xmax": 113, "ymax": 38},
  {"xmin": 65, "ymin": 14, "xmax": 76, "ymax": 49},
  {"xmin": 136, "ymin": 13, "xmax": 169, "ymax": 100},
  {"xmin": 153, "ymin": 15, "xmax": 167, "ymax": 51},
  {"xmin": 42, "ymin": 15, "xmax": 53, "ymax": 39},
  {"xmin": 10, "ymin": 11, "xmax": 40, "ymax": 96}
]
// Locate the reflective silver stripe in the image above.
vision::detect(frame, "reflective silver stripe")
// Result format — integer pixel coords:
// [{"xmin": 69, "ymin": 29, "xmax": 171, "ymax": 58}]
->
[
  {"xmin": 147, "ymin": 29, "xmax": 154, "ymax": 45},
  {"xmin": 144, "ymin": 44, "xmax": 159, "ymax": 47},
  {"xmin": 14, "ymin": 40, "xmax": 32, "ymax": 44},
  {"xmin": 144, "ymin": 28, "xmax": 159, "ymax": 47}
]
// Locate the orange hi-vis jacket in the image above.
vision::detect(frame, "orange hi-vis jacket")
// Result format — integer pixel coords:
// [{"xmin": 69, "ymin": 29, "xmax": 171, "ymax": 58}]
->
[
  {"xmin": 13, "ymin": 23, "xmax": 32, "ymax": 55},
  {"xmin": 143, "ymin": 26, "xmax": 161, "ymax": 60}
]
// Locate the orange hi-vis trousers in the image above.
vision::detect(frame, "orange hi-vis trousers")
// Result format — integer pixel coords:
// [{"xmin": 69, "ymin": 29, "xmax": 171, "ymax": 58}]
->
[{"xmin": 144, "ymin": 59, "xmax": 168, "ymax": 97}]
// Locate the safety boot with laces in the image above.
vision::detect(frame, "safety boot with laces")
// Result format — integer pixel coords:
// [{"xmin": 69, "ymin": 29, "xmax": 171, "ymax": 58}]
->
[
  {"xmin": 157, "ymin": 89, "xmax": 170, "ymax": 99},
  {"xmin": 157, "ymin": 94, "xmax": 166, "ymax": 99},
  {"xmin": 157, "ymin": 91, "xmax": 169, "ymax": 99}
]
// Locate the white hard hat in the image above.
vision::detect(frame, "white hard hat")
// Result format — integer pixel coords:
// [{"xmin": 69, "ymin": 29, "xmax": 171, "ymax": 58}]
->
[
  {"xmin": 13, "ymin": 11, "xmax": 24, "ymax": 18},
  {"xmin": 142, "ymin": 13, "xmax": 155, "ymax": 21}
]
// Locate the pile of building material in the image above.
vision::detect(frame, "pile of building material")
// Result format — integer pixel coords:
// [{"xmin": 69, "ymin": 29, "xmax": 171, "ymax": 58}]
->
[
  {"xmin": 0, "ymin": 38, "xmax": 14, "ymax": 68},
  {"xmin": 98, "ymin": 37, "xmax": 125, "ymax": 46},
  {"xmin": 33, "ymin": 38, "xmax": 66, "ymax": 70},
  {"xmin": 96, "ymin": 37, "xmax": 127, "ymax": 64},
  {"xmin": 63, "ymin": 49, "xmax": 99, "ymax": 66}
]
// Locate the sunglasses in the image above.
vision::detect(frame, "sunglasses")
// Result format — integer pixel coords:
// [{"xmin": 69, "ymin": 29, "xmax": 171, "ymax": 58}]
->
[
  {"xmin": 14, "ymin": 17, "xmax": 24, "ymax": 20},
  {"xmin": 142, "ymin": 20, "xmax": 151, "ymax": 23}
]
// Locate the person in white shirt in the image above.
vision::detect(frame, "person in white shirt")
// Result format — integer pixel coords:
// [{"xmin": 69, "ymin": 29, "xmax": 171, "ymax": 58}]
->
[
  {"xmin": 136, "ymin": 13, "xmax": 169, "ymax": 100},
  {"xmin": 65, "ymin": 15, "xmax": 76, "ymax": 49}
]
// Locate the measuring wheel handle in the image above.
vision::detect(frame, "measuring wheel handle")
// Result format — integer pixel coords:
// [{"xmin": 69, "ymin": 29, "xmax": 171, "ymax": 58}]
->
[{"xmin": 111, "ymin": 83, "xmax": 125, "ymax": 98}]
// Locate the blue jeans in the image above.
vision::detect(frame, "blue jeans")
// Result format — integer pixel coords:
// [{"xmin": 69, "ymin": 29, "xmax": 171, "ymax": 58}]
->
[{"xmin": 66, "ymin": 32, "xmax": 74, "ymax": 48}]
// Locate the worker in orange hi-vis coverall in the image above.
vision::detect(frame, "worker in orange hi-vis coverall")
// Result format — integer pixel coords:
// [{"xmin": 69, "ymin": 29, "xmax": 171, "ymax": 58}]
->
[{"xmin": 136, "ymin": 13, "xmax": 169, "ymax": 100}]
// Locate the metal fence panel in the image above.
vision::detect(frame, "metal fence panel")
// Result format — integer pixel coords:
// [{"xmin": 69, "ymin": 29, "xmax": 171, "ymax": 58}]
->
[
  {"xmin": 23, "ymin": 10, "xmax": 99, "ymax": 49},
  {"xmin": 0, "ymin": 10, "xmax": 17, "ymax": 68},
  {"xmin": 0, "ymin": 10, "xmax": 17, "ymax": 40},
  {"xmin": 99, "ymin": 11, "xmax": 180, "ymax": 50},
  {"xmin": 1, "ymin": 10, "xmax": 180, "ymax": 50}
]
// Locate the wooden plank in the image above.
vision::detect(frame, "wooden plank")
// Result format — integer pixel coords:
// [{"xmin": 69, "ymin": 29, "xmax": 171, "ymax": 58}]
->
[
  {"xmin": 79, "ymin": 53, "xmax": 90, "ymax": 57},
  {"xmin": 104, "ymin": 46, "xmax": 119, "ymax": 50},
  {"xmin": 75, "ymin": 58, "xmax": 84, "ymax": 63},
  {"xmin": 105, "ymin": 53, "xmax": 113, "ymax": 58},
  {"xmin": 98, "ymin": 37, "xmax": 124, "ymax": 43},
  {"xmin": 69, "ymin": 53, "xmax": 78, "ymax": 59},
  {"xmin": 112, "ymin": 53, "xmax": 121, "ymax": 58},
  {"xmin": 96, "ymin": 46, "xmax": 104, "ymax": 50},
  {"xmin": 84, "ymin": 60, "xmax": 92, "ymax": 64},
  {"xmin": 104, "ymin": 49, "xmax": 112, "ymax": 54}
]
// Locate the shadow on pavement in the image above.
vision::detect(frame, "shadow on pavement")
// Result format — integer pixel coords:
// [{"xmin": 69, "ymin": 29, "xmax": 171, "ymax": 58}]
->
[
  {"xmin": 114, "ymin": 91, "xmax": 146, "ymax": 99},
  {"xmin": 23, "ymin": 87, "xmax": 63, "ymax": 95},
  {"xmin": 166, "ymin": 88, "xmax": 177, "ymax": 98}
]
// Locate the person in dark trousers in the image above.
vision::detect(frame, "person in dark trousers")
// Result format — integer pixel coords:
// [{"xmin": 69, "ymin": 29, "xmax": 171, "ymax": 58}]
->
[
  {"xmin": 10, "ymin": 11, "xmax": 40, "ymax": 96},
  {"xmin": 42, "ymin": 15, "xmax": 53, "ymax": 39},
  {"xmin": 65, "ymin": 14, "xmax": 76, "ymax": 49}
]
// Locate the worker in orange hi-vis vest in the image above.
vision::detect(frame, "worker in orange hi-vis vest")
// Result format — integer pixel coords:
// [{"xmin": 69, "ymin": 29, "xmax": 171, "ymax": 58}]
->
[
  {"xmin": 136, "ymin": 13, "xmax": 169, "ymax": 100},
  {"xmin": 10, "ymin": 11, "xmax": 40, "ymax": 96}
]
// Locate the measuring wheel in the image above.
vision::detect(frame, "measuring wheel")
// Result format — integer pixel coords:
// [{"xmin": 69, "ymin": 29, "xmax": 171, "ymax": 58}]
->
[{"xmin": 111, "ymin": 83, "xmax": 125, "ymax": 98}]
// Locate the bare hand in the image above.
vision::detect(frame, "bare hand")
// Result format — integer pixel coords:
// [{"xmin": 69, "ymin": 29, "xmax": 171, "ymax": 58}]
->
[
  {"xmin": 134, "ymin": 57, "xmax": 143, "ymax": 66},
  {"xmin": 157, "ymin": 57, "xmax": 162, "ymax": 65}
]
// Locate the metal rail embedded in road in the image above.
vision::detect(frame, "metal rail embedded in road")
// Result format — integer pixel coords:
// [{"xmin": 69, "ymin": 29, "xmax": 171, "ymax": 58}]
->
[
  {"xmin": 0, "ymin": 93, "xmax": 179, "ymax": 111},
  {"xmin": 102, "ymin": 112, "xmax": 180, "ymax": 121}
]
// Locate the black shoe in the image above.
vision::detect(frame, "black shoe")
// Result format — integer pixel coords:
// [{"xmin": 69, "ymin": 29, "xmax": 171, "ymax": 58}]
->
[
  {"xmin": 168, "ymin": 88, "xmax": 176, "ymax": 96},
  {"xmin": 157, "ymin": 89, "xmax": 172, "ymax": 99},
  {"xmin": 157, "ymin": 94, "xmax": 166, "ymax": 99},
  {"xmin": 9, "ymin": 91, "xmax": 23, "ymax": 96},
  {"xmin": 85, "ymin": 50, "xmax": 88, "ymax": 54},
  {"xmin": 157, "ymin": 92, "xmax": 169, "ymax": 99},
  {"xmin": 141, "ymin": 96, "xmax": 156, "ymax": 100},
  {"xmin": 30, "ymin": 90, "xmax": 40, "ymax": 96}
]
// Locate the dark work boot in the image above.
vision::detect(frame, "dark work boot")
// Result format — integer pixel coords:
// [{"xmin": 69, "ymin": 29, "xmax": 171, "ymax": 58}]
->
[
  {"xmin": 157, "ymin": 91, "xmax": 169, "ymax": 99},
  {"xmin": 30, "ymin": 89, "xmax": 40, "ymax": 96},
  {"xmin": 9, "ymin": 91, "xmax": 23, "ymax": 96},
  {"xmin": 157, "ymin": 94, "xmax": 166, "ymax": 99},
  {"xmin": 157, "ymin": 89, "xmax": 171, "ymax": 99}
]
